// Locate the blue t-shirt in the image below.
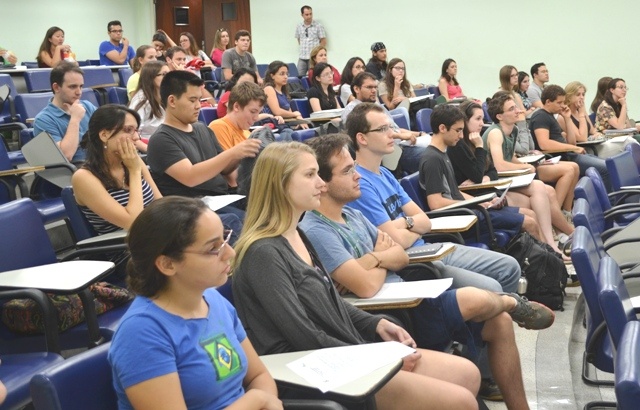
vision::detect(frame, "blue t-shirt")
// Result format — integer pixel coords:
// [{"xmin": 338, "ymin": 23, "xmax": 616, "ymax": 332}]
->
[
  {"xmin": 109, "ymin": 288, "xmax": 248, "ymax": 410},
  {"xmin": 98, "ymin": 41, "xmax": 135, "ymax": 66},
  {"xmin": 300, "ymin": 207, "xmax": 402, "ymax": 282},
  {"xmin": 348, "ymin": 165, "xmax": 424, "ymax": 247},
  {"xmin": 33, "ymin": 99, "xmax": 97, "ymax": 162}
]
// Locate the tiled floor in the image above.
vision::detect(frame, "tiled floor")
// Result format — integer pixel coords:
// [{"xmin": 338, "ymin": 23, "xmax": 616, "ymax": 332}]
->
[{"xmin": 486, "ymin": 265, "xmax": 615, "ymax": 410}]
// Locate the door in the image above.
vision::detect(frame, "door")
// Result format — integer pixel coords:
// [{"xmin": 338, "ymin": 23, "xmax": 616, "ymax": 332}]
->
[
  {"xmin": 203, "ymin": 0, "xmax": 252, "ymax": 55},
  {"xmin": 155, "ymin": 0, "xmax": 205, "ymax": 53}
]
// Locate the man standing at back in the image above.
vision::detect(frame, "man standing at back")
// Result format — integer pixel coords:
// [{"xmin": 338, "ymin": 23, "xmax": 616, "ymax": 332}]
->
[
  {"xmin": 527, "ymin": 62, "xmax": 548, "ymax": 109},
  {"xmin": 99, "ymin": 20, "xmax": 135, "ymax": 66},
  {"xmin": 221, "ymin": 30, "xmax": 262, "ymax": 84},
  {"xmin": 33, "ymin": 62, "xmax": 97, "ymax": 162},
  {"xmin": 294, "ymin": 5, "xmax": 326, "ymax": 75}
]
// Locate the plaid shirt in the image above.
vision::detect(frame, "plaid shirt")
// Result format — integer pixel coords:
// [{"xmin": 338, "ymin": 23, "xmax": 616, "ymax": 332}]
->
[{"xmin": 294, "ymin": 20, "xmax": 326, "ymax": 59}]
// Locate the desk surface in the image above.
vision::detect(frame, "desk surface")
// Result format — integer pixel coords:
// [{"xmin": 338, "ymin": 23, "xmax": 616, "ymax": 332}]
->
[
  {"xmin": 409, "ymin": 242, "xmax": 456, "ymax": 263},
  {"xmin": 260, "ymin": 349, "xmax": 402, "ymax": 400},
  {"xmin": 429, "ymin": 215, "xmax": 477, "ymax": 233},
  {"xmin": 0, "ymin": 260, "xmax": 115, "ymax": 293}
]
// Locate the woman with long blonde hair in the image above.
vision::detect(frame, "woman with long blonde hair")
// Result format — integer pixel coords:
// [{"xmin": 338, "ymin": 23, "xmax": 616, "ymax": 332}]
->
[{"xmin": 232, "ymin": 142, "xmax": 480, "ymax": 410}]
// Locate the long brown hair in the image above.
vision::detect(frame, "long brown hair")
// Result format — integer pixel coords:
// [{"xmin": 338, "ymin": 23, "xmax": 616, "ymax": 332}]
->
[
  {"xmin": 384, "ymin": 58, "xmax": 411, "ymax": 98},
  {"xmin": 133, "ymin": 61, "xmax": 166, "ymax": 120}
]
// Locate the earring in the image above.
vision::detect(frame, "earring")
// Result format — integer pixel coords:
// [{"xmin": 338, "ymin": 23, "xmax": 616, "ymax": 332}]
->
[{"xmin": 103, "ymin": 144, "xmax": 107, "ymax": 149}]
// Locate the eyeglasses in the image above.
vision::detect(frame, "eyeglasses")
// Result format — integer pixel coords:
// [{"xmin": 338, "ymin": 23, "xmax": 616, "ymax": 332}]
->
[
  {"xmin": 334, "ymin": 162, "xmax": 359, "ymax": 177},
  {"xmin": 353, "ymin": 65, "xmax": 365, "ymax": 70},
  {"xmin": 616, "ymin": 85, "xmax": 628, "ymax": 90},
  {"xmin": 110, "ymin": 30, "xmax": 124, "ymax": 34},
  {"xmin": 392, "ymin": 66, "xmax": 406, "ymax": 71},
  {"xmin": 156, "ymin": 72, "xmax": 167, "ymax": 77},
  {"xmin": 320, "ymin": 72, "xmax": 333, "ymax": 78},
  {"xmin": 368, "ymin": 124, "xmax": 392, "ymax": 134},
  {"xmin": 121, "ymin": 126, "xmax": 140, "ymax": 136},
  {"xmin": 183, "ymin": 230, "xmax": 233, "ymax": 258}
]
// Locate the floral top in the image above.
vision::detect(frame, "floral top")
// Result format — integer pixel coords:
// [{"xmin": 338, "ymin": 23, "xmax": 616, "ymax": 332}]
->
[
  {"xmin": 518, "ymin": 91, "xmax": 531, "ymax": 110},
  {"xmin": 595, "ymin": 100, "xmax": 631, "ymax": 133}
]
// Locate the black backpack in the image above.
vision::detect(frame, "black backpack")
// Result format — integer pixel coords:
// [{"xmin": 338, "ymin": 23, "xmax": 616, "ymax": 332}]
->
[{"xmin": 505, "ymin": 232, "xmax": 569, "ymax": 311}]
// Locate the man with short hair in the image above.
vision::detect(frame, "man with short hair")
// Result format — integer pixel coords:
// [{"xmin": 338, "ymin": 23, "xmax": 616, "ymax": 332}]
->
[
  {"xmin": 221, "ymin": 30, "xmax": 262, "ymax": 84},
  {"xmin": 146, "ymin": 71, "xmax": 260, "ymax": 207},
  {"xmin": 208, "ymin": 81, "xmax": 266, "ymax": 150},
  {"xmin": 295, "ymin": 5, "xmax": 326, "ymax": 75},
  {"xmin": 165, "ymin": 46, "xmax": 187, "ymax": 71},
  {"xmin": 342, "ymin": 72, "xmax": 426, "ymax": 174},
  {"xmin": 345, "ymin": 103, "xmax": 521, "ymax": 294},
  {"xmin": 529, "ymin": 84, "xmax": 611, "ymax": 191},
  {"xmin": 98, "ymin": 20, "xmax": 135, "ymax": 66},
  {"xmin": 302, "ymin": 133, "xmax": 554, "ymax": 409},
  {"xmin": 33, "ymin": 62, "xmax": 97, "ymax": 162},
  {"xmin": 526, "ymin": 62, "xmax": 548, "ymax": 109}
]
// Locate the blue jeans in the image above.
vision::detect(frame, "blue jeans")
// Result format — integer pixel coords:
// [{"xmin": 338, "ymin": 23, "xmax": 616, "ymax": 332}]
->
[
  {"xmin": 433, "ymin": 244, "xmax": 520, "ymax": 293},
  {"xmin": 566, "ymin": 152, "xmax": 611, "ymax": 191},
  {"xmin": 217, "ymin": 205, "xmax": 245, "ymax": 246},
  {"xmin": 400, "ymin": 145, "xmax": 425, "ymax": 175}
]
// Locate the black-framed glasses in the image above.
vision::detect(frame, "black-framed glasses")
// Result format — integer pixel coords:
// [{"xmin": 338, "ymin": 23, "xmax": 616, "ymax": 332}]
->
[
  {"xmin": 183, "ymin": 230, "xmax": 233, "ymax": 258},
  {"xmin": 110, "ymin": 30, "xmax": 124, "ymax": 34}
]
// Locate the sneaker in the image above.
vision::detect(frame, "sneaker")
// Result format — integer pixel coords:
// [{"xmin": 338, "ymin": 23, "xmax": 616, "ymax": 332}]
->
[
  {"xmin": 508, "ymin": 293, "xmax": 555, "ymax": 330},
  {"xmin": 479, "ymin": 378, "xmax": 503, "ymax": 402}
]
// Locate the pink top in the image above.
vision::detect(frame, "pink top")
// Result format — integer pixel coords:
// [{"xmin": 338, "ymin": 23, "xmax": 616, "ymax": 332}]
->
[
  {"xmin": 446, "ymin": 83, "xmax": 464, "ymax": 99},
  {"xmin": 211, "ymin": 48, "xmax": 224, "ymax": 67}
]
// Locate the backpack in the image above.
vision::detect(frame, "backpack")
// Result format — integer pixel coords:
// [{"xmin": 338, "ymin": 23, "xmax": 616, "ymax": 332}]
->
[{"xmin": 505, "ymin": 232, "xmax": 568, "ymax": 311}]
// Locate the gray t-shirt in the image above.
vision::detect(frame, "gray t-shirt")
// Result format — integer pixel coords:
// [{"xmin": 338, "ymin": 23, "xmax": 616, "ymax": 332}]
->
[
  {"xmin": 147, "ymin": 122, "xmax": 228, "ymax": 197},
  {"xmin": 526, "ymin": 82, "xmax": 543, "ymax": 105},
  {"xmin": 221, "ymin": 48, "xmax": 257, "ymax": 74}
]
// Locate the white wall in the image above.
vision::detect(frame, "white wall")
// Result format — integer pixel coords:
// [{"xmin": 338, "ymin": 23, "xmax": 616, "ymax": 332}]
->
[
  {"xmin": 4, "ymin": 0, "xmax": 640, "ymax": 116},
  {"xmin": 250, "ymin": 0, "xmax": 640, "ymax": 117},
  {"xmin": 3, "ymin": 0, "xmax": 155, "ymax": 64}
]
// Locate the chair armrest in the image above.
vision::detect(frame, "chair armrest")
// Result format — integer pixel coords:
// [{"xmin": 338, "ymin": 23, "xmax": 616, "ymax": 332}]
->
[
  {"xmin": 59, "ymin": 243, "xmax": 128, "ymax": 262},
  {"xmin": 282, "ymin": 400, "xmax": 347, "ymax": 410},
  {"xmin": 0, "ymin": 288, "xmax": 61, "ymax": 353},
  {"xmin": 75, "ymin": 230, "xmax": 126, "ymax": 249},
  {"xmin": 43, "ymin": 162, "xmax": 77, "ymax": 173}
]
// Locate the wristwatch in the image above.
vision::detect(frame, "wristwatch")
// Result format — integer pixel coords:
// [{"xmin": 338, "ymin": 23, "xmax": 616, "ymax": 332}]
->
[{"xmin": 403, "ymin": 216, "xmax": 414, "ymax": 230}]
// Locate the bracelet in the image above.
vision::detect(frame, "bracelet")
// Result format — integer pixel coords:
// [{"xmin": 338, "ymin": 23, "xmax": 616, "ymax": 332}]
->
[{"xmin": 369, "ymin": 252, "xmax": 382, "ymax": 268}]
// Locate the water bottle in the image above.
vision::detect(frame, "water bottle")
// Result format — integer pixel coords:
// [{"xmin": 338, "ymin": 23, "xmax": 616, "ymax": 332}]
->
[{"xmin": 517, "ymin": 257, "xmax": 529, "ymax": 294}]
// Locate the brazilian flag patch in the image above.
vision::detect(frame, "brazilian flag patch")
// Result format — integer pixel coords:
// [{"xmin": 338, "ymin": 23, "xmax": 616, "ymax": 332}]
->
[{"xmin": 201, "ymin": 334, "xmax": 242, "ymax": 381}]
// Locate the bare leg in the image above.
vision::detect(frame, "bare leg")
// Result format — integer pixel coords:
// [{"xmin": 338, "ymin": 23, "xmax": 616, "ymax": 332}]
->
[
  {"xmin": 375, "ymin": 350, "xmax": 479, "ymax": 410},
  {"xmin": 537, "ymin": 161, "xmax": 579, "ymax": 211},
  {"xmin": 482, "ymin": 314, "xmax": 530, "ymax": 410},
  {"xmin": 455, "ymin": 288, "xmax": 531, "ymax": 409},
  {"xmin": 544, "ymin": 184, "xmax": 574, "ymax": 235}
]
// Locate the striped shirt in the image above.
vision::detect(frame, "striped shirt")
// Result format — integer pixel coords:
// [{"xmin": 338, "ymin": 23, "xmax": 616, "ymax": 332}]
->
[{"xmin": 80, "ymin": 178, "xmax": 155, "ymax": 234}]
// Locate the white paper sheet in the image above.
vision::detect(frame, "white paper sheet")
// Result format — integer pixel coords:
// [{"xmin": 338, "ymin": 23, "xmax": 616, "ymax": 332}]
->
[
  {"xmin": 359, "ymin": 278, "xmax": 453, "ymax": 300},
  {"xmin": 201, "ymin": 194, "xmax": 245, "ymax": 211},
  {"xmin": 286, "ymin": 342, "xmax": 415, "ymax": 392}
]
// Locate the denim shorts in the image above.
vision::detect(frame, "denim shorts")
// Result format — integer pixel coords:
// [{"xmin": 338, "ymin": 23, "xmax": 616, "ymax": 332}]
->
[{"xmin": 412, "ymin": 289, "xmax": 485, "ymax": 359}]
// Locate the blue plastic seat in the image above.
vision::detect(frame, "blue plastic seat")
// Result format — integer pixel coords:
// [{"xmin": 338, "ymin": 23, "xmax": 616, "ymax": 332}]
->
[
  {"xmin": 257, "ymin": 63, "xmax": 268, "ymax": 79},
  {"xmin": 118, "ymin": 67, "xmax": 133, "ymax": 87},
  {"xmin": 1, "ymin": 351, "xmax": 64, "ymax": 409},
  {"xmin": 80, "ymin": 88, "xmax": 100, "ymax": 107},
  {"xmin": 24, "ymin": 69, "xmax": 53, "ymax": 93},
  {"xmin": 615, "ymin": 321, "xmax": 640, "ymax": 410},
  {"xmin": 291, "ymin": 129, "xmax": 316, "ymax": 142},
  {"xmin": 198, "ymin": 107, "xmax": 218, "ymax": 125},
  {"xmin": 30, "ymin": 342, "xmax": 116, "ymax": 410},
  {"xmin": 584, "ymin": 167, "xmax": 640, "ymax": 227},
  {"xmin": 300, "ymin": 77, "xmax": 311, "ymax": 90},
  {"xmin": 606, "ymin": 151, "xmax": 640, "ymax": 192},
  {"xmin": 82, "ymin": 67, "xmax": 115, "ymax": 88},
  {"xmin": 287, "ymin": 62, "xmax": 300, "ymax": 78},
  {"xmin": 427, "ymin": 86, "xmax": 441, "ymax": 99},
  {"xmin": 415, "ymin": 108, "xmax": 433, "ymax": 134},
  {"xmin": 0, "ymin": 199, "xmax": 131, "ymax": 355},
  {"xmin": 107, "ymin": 87, "xmax": 128, "ymax": 105},
  {"xmin": 624, "ymin": 143, "xmax": 640, "ymax": 174},
  {"xmin": 290, "ymin": 98, "xmax": 310, "ymax": 119},
  {"xmin": 14, "ymin": 92, "xmax": 53, "ymax": 126}
]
